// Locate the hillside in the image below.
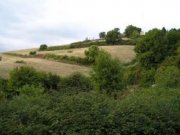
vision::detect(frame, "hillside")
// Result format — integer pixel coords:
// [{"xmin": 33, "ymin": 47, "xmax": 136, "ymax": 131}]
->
[{"xmin": 0, "ymin": 45, "xmax": 135, "ymax": 78}]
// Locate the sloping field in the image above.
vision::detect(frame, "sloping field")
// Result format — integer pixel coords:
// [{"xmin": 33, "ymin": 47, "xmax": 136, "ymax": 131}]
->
[
  {"xmin": 0, "ymin": 54, "xmax": 90, "ymax": 78},
  {"xmin": 11, "ymin": 45, "xmax": 135, "ymax": 63}
]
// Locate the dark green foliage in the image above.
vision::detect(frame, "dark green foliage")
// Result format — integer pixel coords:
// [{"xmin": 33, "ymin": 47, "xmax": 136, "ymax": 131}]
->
[
  {"xmin": 105, "ymin": 28, "xmax": 122, "ymax": 45},
  {"xmin": 44, "ymin": 54, "xmax": 89, "ymax": 65},
  {"xmin": 99, "ymin": 32, "xmax": 106, "ymax": 39},
  {"xmin": 135, "ymin": 28, "xmax": 180, "ymax": 69},
  {"xmin": 124, "ymin": 64, "xmax": 142, "ymax": 85},
  {"xmin": 85, "ymin": 45, "xmax": 100, "ymax": 64},
  {"xmin": 0, "ymin": 88, "xmax": 179, "ymax": 135},
  {"xmin": 46, "ymin": 45, "xmax": 70, "ymax": 51},
  {"xmin": 39, "ymin": 44, "xmax": 48, "ymax": 51},
  {"xmin": 61, "ymin": 73, "xmax": 93, "ymax": 92},
  {"xmin": 15, "ymin": 60, "xmax": 26, "ymax": 64},
  {"xmin": 140, "ymin": 68, "xmax": 156, "ymax": 87},
  {"xmin": 91, "ymin": 51, "xmax": 124, "ymax": 94},
  {"xmin": 29, "ymin": 51, "xmax": 37, "ymax": 55},
  {"xmin": 70, "ymin": 40, "xmax": 107, "ymax": 48},
  {"xmin": 113, "ymin": 87, "xmax": 180, "ymax": 135},
  {"xmin": 124, "ymin": 25, "xmax": 142, "ymax": 38},
  {"xmin": 0, "ymin": 77, "xmax": 8, "ymax": 92},
  {"xmin": 18, "ymin": 85, "xmax": 44, "ymax": 96},
  {"xmin": 41, "ymin": 73, "xmax": 61, "ymax": 91},
  {"xmin": 155, "ymin": 66, "xmax": 180, "ymax": 88},
  {"xmin": 8, "ymin": 67, "xmax": 43, "ymax": 90},
  {"xmin": 0, "ymin": 78, "xmax": 8, "ymax": 98},
  {"xmin": 161, "ymin": 55, "xmax": 180, "ymax": 68}
]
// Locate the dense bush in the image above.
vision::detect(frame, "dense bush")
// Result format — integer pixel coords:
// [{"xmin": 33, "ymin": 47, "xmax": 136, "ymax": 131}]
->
[
  {"xmin": 99, "ymin": 32, "xmax": 106, "ymax": 39},
  {"xmin": 18, "ymin": 85, "xmax": 44, "ymax": 96},
  {"xmin": 8, "ymin": 67, "xmax": 43, "ymax": 90},
  {"xmin": 61, "ymin": 73, "xmax": 93, "ymax": 92},
  {"xmin": 41, "ymin": 73, "xmax": 61, "ymax": 91},
  {"xmin": 135, "ymin": 28, "xmax": 180, "ymax": 69},
  {"xmin": 39, "ymin": 44, "xmax": 48, "ymax": 51},
  {"xmin": 0, "ymin": 77, "xmax": 8, "ymax": 93},
  {"xmin": 124, "ymin": 64, "xmax": 142, "ymax": 85},
  {"xmin": 140, "ymin": 68, "xmax": 156, "ymax": 87},
  {"xmin": 91, "ymin": 51, "xmax": 125, "ymax": 94},
  {"xmin": 29, "ymin": 51, "xmax": 37, "ymax": 55},
  {"xmin": 155, "ymin": 66, "xmax": 180, "ymax": 88},
  {"xmin": 85, "ymin": 45, "xmax": 100, "ymax": 64},
  {"xmin": 124, "ymin": 25, "xmax": 142, "ymax": 38},
  {"xmin": 113, "ymin": 87, "xmax": 180, "ymax": 135},
  {"xmin": 105, "ymin": 28, "xmax": 122, "ymax": 45},
  {"xmin": 0, "ymin": 88, "xmax": 179, "ymax": 135}
]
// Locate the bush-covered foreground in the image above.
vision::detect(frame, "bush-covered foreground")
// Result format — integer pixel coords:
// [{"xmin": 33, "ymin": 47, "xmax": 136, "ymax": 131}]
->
[{"xmin": 0, "ymin": 87, "xmax": 179, "ymax": 135}]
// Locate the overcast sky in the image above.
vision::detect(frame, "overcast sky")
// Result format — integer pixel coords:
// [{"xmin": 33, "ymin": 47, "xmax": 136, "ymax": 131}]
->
[{"xmin": 0, "ymin": 0, "xmax": 180, "ymax": 52}]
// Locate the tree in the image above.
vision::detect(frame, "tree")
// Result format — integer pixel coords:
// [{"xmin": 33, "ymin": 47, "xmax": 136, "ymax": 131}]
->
[
  {"xmin": 91, "ymin": 51, "xmax": 124, "ymax": 94},
  {"xmin": 85, "ymin": 45, "xmax": 100, "ymax": 64},
  {"xmin": 99, "ymin": 32, "xmax": 106, "ymax": 39},
  {"xmin": 124, "ymin": 25, "xmax": 141, "ymax": 38},
  {"xmin": 8, "ymin": 66, "xmax": 43, "ymax": 90},
  {"xmin": 39, "ymin": 44, "xmax": 48, "ymax": 51},
  {"xmin": 155, "ymin": 66, "xmax": 180, "ymax": 88},
  {"xmin": 105, "ymin": 28, "xmax": 121, "ymax": 45},
  {"xmin": 135, "ymin": 28, "xmax": 180, "ymax": 69}
]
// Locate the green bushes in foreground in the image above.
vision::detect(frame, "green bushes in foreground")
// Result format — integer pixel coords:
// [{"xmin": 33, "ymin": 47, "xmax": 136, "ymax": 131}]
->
[
  {"xmin": 0, "ymin": 87, "xmax": 179, "ymax": 135},
  {"xmin": 155, "ymin": 66, "xmax": 180, "ymax": 88},
  {"xmin": 91, "ymin": 51, "xmax": 125, "ymax": 94},
  {"xmin": 1, "ymin": 66, "xmax": 93, "ymax": 98}
]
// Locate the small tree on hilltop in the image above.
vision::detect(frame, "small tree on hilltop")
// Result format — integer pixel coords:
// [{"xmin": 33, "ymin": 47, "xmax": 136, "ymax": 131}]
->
[
  {"xmin": 91, "ymin": 51, "xmax": 124, "ymax": 94},
  {"xmin": 105, "ymin": 28, "xmax": 121, "ymax": 45},
  {"xmin": 99, "ymin": 32, "xmax": 106, "ymax": 39},
  {"xmin": 39, "ymin": 44, "xmax": 48, "ymax": 51},
  {"xmin": 124, "ymin": 25, "xmax": 141, "ymax": 38}
]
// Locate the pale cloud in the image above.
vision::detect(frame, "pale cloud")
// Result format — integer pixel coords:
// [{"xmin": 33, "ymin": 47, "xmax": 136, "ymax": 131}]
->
[{"xmin": 0, "ymin": 0, "xmax": 180, "ymax": 52}]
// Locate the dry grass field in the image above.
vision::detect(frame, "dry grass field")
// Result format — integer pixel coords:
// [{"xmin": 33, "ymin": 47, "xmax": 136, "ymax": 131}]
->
[
  {"xmin": 0, "ymin": 54, "xmax": 90, "ymax": 78},
  {"xmin": 10, "ymin": 45, "xmax": 135, "ymax": 63},
  {"xmin": 0, "ymin": 45, "xmax": 135, "ymax": 78}
]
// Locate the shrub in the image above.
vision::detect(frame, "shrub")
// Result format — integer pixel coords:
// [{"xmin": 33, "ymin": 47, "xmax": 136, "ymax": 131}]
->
[
  {"xmin": 155, "ymin": 66, "xmax": 180, "ymax": 88},
  {"xmin": 91, "ymin": 51, "xmax": 124, "ymax": 94},
  {"xmin": 124, "ymin": 64, "xmax": 142, "ymax": 85},
  {"xmin": 15, "ymin": 60, "xmax": 26, "ymax": 64},
  {"xmin": 29, "ymin": 51, "xmax": 37, "ymax": 55},
  {"xmin": 140, "ymin": 68, "xmax": 156, "ymax": 87},
  {"xmin": 39, "ymin": 44, "xmax": 48, "ymax": 51},
  {"xmin": 85, "ymin": 45, "xmax": 100, "ymax": 64},
  {"xmin": 8, "ymin": 66, "xmax": 43, "ymax": 90},
  {"xmin": 42, "ymin": 73, "xmax": 61, "ymax": 91},
  {"xmin": 18, "ymin": 85, "xmax": 44, "ymax": 96},
  {"xmin": 105, "ymin": 28, "xmax": 122, "ymax": 45},
  {"xmin": 113, "ymin": 87, "xmax": 180, "ymax": 135},
  {"xmin": 135, "ymin": 28, "xmax": 180, "ymax": 69},
  {"xmin": 61, "ymin": 73, "xmax": 93, "ymax": 92},
  {"xmin": 124, "ymin": 25, "xmax": 141, "ymax": 38},
  {"xmin": 0, "ymin": 91, "xmax": 5, "ymax": 101},
  {"xmin": 0, "ymin": 88, "xmax": 179, "ymax": 134},
  {"xmin": 0, "ymin": 78, "xmax": 8, "ymax": 93}
]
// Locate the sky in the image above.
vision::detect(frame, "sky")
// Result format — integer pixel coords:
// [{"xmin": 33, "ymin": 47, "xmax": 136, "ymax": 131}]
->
[{"xmin": 0, "ymin": 0, "xmax": 180, "ymax": 52}]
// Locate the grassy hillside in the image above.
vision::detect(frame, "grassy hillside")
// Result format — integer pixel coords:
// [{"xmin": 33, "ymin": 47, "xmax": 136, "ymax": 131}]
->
[
  {"xmin": 9, "ymin": 45, "xmax": 135, "ymax": 63},
  {"xmin": 0, "ymin": 54, "xmax": 90, "ymax": 78},
  {"xmin": 0, "ymin": 45, "xmax": 135, "ymax": 78}
]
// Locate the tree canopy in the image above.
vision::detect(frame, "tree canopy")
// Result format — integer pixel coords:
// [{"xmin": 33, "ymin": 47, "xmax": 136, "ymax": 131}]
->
[
  {"xmin": 105, "ymin": 28, "xmax": 121, "ymax": 45},
  {"xmin": 124, "ymin": 25, "xmax": 141, "ymax": 38}
]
